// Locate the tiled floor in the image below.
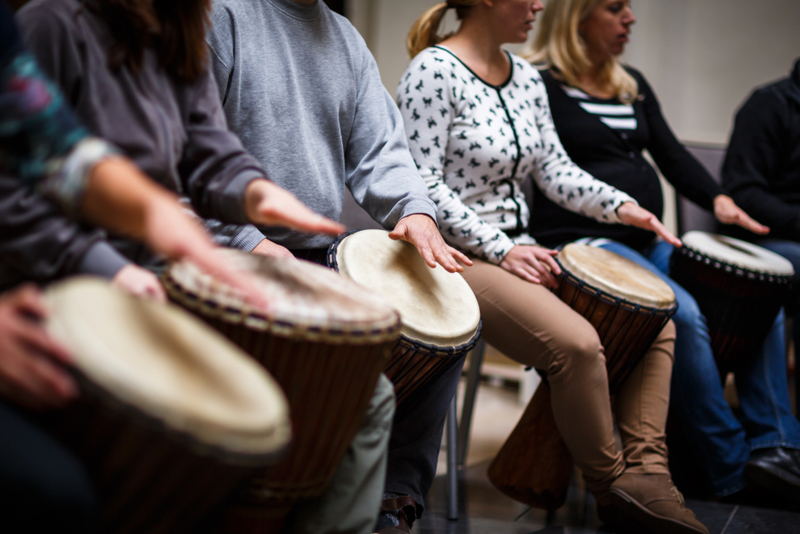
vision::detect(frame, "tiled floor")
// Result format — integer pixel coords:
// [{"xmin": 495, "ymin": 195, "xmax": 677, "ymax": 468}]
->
[{"xmin": 419, "ymin": 375, "xmax": 800, "ymax": 534}]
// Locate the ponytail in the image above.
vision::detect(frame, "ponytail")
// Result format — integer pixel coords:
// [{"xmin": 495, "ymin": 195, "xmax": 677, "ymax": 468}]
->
[{"xmin": 406, "ymin": 1, "xmax": 481, "ymax": 59}]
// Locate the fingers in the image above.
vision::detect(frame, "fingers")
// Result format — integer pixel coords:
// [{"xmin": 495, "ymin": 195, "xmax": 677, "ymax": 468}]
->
[
  {"xmin": 9, "ymin": 284, "xmax": 49, "ymax": 321},
  {"xmin": 112, "ymin": 265, "xmax": 167, "ymax": 302},
  {"xmin": 649, "ymin": 218, "xmax": 682, "ymax": 247},
  {"xmin": 247, "ymin": 180, "xmax": 345, "ymax": 236},
  {"xmin": 731, "ymin": 212, "xmax": 770, "ymax": 235},
  {"xmin": 538, "ymin": 250, "xmax": 562, "ymax": 277}
]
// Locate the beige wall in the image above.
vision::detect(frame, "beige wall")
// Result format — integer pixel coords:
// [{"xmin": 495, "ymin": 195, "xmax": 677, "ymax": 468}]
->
[{"xmin": 349, "ymin": 0, "xmax": 800, "ymax": 147}]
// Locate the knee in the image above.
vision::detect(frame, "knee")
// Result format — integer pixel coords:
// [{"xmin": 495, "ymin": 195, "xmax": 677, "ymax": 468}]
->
[
  {"xmin": 671, "ymin": 290, "xmax": 705, "ymax": 331},
  {"xmin": 548, "ymin": 321, "xmax": 604, "ymax": 377}
]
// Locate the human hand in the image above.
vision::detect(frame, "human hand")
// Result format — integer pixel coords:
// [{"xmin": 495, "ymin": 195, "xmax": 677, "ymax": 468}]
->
[
  {"xmin": 388, "ymin": 214, "xmax": 473, "ymax": 273},
  {"xmin": 499, "ymin": 245, "xmax": 561, "ymax": 288},
  {"xmin": 0, "ymin": 285, "xmax": 77, "ymax": 410},
  {"xmin": 617, "ymin": 202, "xmax": 682, "ymax": 247},
  {"xmin": 245, "ymin": 180, "xmax": 345, "ymax": 236},
  {"xmin": 251, "ymin": 239, "xmax": 295, "ymax": 259},
  {"xmin": 713, "ymin": 195, "xmax": 769, "ymax": 235},
  {"xmin": 112, "ymin": 264, "xmax": 166, "ymax": 302}
]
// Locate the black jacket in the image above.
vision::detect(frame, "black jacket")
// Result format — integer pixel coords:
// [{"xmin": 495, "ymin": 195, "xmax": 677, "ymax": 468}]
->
[
  {"xmin": 531, "ymin": 67, "xmax": 722, "ymax": 249},
  {"xmin": 723, "ymin": 59, "xmax": 800, "ymax": 241}
]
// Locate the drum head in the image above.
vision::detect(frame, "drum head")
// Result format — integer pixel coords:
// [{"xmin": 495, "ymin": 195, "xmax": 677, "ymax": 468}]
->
[
  {"xmin": 333, "ymin": 230, "xmax": 481, "ymax": 347},
  {"xmin": 681, "ymin": 231, "xmax": 794, "ymax": 276},
  {"xmin": 45, "ymin": 277, "xmax": 291, "ymax": 458},
  {"xmin": 558, "ymin": 244, "xmax": 675, "ymax": 308},
  {"xmin": 165, "ymin": 252, "xmax": 400, "ymax": 343}
]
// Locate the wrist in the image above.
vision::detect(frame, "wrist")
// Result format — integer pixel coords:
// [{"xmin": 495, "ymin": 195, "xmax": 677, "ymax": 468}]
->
[{"xmin": 244, "ymin": 179, "xmax": 271, "ymax": 222}]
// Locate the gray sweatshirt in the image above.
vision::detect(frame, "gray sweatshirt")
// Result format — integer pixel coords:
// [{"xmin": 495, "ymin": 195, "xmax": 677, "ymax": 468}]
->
[
  {"xmin": 0, "ymin": 0, "xmax": 266, "ymax": 288},
  {"xmin": 206, "ymin": 0, "xmax": 437, "ymax": 249}
]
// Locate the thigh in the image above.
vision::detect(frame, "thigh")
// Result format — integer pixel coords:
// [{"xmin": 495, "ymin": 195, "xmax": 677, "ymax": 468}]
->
[{"xmin": 460, "ymin": 258, "xmax": 600, "ymax": 370}]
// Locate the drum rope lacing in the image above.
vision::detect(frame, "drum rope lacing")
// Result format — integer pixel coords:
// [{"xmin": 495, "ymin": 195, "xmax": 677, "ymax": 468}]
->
[{"xmin": 677, "ymin": 247, "xmax": 796, "ymax": 285}]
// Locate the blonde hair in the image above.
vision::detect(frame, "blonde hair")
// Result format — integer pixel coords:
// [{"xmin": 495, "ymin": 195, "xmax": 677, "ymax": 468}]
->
[
  {"xmin": 524, "ymin": 0, "xmax": 638, "ymax": 103},
  {"xmin": 406, "ymin": 1, "xmax": 482, "ymax": 59}
]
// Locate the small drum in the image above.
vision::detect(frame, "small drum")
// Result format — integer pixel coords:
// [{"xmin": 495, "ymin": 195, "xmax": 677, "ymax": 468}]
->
[
  {"xmin": 671, "ymin": 231, "xmax": 795, "ymax": 377},
  {"xmin": 328, "ymin": 230, "xmax": 481, "ymax": 405},
  {"xmin": 162, "ymin": 252, "xmax": 401, "ymax": 530},
  {"xmin": 42, "ymin": 278, "xmax": 290, "ymax": 534},
  {"xmin": 489, "ymin": 243, "xmax": 677, "ymax": 509}
]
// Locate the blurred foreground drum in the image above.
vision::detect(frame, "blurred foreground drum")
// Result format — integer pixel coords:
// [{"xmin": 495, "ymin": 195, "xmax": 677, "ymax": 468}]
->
[
  {"xmin": 43, "ymin": 278, "xmax": 290, "ymax": 534},
  {"xmin": 489, "ymin": 244, "xmax": 677, "ymax": 509},
  {"xmin": 328, "ymin": 230, "xmax": 481, "ymax": 405},
  {"xmin": 162, "ymin": 252, "xmax": 401, "ymax": 531},
  {"xmin": 671, "ymin": 231, "xmax": 794, "ymax": 377}
]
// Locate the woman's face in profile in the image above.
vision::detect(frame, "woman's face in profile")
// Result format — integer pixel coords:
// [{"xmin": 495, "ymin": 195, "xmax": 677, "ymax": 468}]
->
[
  {"xmin": 490, "ymin": 0, "xmax": 545, "ymax": 44},
  {"xmin": 579, "ymin": 0, "xmax": 636, "ymax": 60}
]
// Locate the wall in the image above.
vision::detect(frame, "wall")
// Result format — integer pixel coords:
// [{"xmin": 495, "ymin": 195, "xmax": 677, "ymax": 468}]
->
[{"xmin": 351, "ymin": 0, "xmax": 800, "ymax": 146}]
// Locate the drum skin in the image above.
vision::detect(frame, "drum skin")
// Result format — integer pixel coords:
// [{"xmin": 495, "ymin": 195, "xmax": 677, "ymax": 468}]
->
[
  {"xmin": 162, "ymin": 252, "xmax": 401, "ymax": 532},
  {"xmin": 670, "ymin": 231, "xmax": 795, "ymax": 377},
  {"xmin": 489, "ymin": 244, "xmax": 677, "ymax": 510},
  {"xmin": 329, "ymin": 230, "xmax": 482, "ymax": 405},
  {"xmin": 42, "ymin": 278, "xmax": 290, "ymax": 534}
]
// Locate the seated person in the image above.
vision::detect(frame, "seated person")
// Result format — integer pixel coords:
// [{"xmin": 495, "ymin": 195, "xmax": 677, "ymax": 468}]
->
[
  {"xmin": 205, "ymin": 1, "xmax": 470, "ymax": 532},
  {"xmin": 399, "ymin": 2, "xmax": 705, "ymax": 533},
  {"xmin": 527, "ymin": 0, "xmax": 800, "ymax": 507}
]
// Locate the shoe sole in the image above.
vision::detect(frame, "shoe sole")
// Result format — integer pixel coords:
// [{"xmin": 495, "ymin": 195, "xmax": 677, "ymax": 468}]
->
[{"xmin": 609, "ymin": 489, "xmax": 707, "ymax": 534}]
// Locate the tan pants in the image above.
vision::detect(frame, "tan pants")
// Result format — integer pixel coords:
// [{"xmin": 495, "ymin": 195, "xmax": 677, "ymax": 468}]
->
[{"xmin": 462, "ymin": 258, "xmax": 675, "ymax": 494}]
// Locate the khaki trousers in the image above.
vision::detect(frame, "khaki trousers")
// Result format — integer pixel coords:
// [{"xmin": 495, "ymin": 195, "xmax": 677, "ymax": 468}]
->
[{"xmin": 462, "ymin": 258, "xmax": 675, "ymax": 494}]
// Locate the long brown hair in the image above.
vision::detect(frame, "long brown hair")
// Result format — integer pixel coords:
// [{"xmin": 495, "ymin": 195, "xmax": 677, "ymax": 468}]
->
[
  {"xmin": 87, "ymin": 0, "xmax": 210, "ymax": 83},
  {"xmin": 406, "ymin": 0, "xmax": 481, "ymax": 59}
]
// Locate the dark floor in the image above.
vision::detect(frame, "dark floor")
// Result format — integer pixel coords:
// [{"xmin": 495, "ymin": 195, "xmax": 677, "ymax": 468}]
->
[{"xmin": 417, "ymin": 461, "xmax": 800, "ymax": 534}]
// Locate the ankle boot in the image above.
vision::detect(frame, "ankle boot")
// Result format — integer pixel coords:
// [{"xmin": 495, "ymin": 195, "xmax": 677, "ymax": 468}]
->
[{"xmin": 605, "ymin": 473, "xmax": 708, "ymax": 534}]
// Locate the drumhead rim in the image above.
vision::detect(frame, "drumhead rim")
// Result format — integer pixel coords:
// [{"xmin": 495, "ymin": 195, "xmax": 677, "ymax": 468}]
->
[
  {"xmin": 679, "ymin": 231, "xmax": 795, "ymax": 277},
  {"xmin": 328, "ymin": 230, "xmax": 482, "ymax": 347},
  {"xmin": 556, "ymin": 259, "xmax": 679, "ymax": 317},
  {"xmin": 674, "ymin": 245, "xmax": 796, "ymax": 284},
  {"xmin": 162, "ymin": 256, "xmax": 402, "ymax": 345}
]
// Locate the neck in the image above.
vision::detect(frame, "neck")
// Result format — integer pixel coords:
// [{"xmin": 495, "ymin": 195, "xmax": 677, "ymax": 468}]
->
[{"xmin": 441, "ymin": 13, "xmax": 508, "ymax": 81}]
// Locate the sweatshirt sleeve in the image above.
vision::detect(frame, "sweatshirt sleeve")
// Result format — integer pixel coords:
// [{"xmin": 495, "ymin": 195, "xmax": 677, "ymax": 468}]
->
[
  {"xmin": 344, "ymin": 35, "xmax": 437, "ymax": 230},
  {"xmin": 635, "ymin": 71, "xmax": 723, "ymax": 210},
  {"xmin": 723, "ymin": 88, "xmax": 800, "ymax": 238},
  {"xmin": 176, "ymin": 68, "xmax": 267, "ymax": 251},
  {"xmin": 1, "ymin": 1, "xmax": 131, "ymax": 280},
  {"xmin": 529, "ymin": 71, "xmax": 635, "ymax": 223},
  {"xmin": 397, "ymin": 53, "xmax": 517, "ymax": 262}
]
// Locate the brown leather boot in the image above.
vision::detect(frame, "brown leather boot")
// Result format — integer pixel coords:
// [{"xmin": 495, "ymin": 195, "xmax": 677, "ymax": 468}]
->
[{"xmin": 606, "ymin": 473, "xmax": 708, "ymax": 534}]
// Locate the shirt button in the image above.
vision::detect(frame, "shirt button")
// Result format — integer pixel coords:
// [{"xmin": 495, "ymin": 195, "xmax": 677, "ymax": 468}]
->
[{"xmin": 628, "ymin": 151, "xmax": 636, "ymax": 158}]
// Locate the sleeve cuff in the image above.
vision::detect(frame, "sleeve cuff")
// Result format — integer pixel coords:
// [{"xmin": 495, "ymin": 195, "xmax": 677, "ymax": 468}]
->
[
  {"xmin": 396, "ymin": 198, "xmax": 439, "ymax": 227},
  {"xmin": 229, "ymin": 225, "xmax": 265, "ymax": 252},
  {"xmin": 214, "ymin": 169, "xmax": 265, "ymax": 225},
  {"xmin": 76, "ymin": 240, "xmax": 130, "ymax": 279}
]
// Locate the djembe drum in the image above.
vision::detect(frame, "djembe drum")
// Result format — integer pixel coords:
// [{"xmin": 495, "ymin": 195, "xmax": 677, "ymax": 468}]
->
[
  {"xmin": 489, "ymin": 244, "xmax": 677, "ymax": 509},
  {"xmin": 42, "ymin": 278, "xmax": 291, "ymax": 534},
  {"xmin": 162, "ymin": 252, "xmax": 401, "ymax": 531},
  {"xmin": 670, "ymin": 231, "xmax": 795, "ymax": 378},
  {"xmin": 328, "ymin": 230, "xmax": 481, "ymax": 405}
]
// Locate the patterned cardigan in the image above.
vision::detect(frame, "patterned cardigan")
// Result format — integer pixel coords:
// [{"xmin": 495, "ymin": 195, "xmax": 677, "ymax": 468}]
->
[{"xmin": 396, "ymin": 46, "xmax": 634, "ymax": 264}]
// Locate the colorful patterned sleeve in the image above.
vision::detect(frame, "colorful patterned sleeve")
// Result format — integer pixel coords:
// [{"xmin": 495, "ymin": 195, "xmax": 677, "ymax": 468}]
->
[{"xmin": 0, "ymin": 49, "xmax": 118, "ymax": 217}]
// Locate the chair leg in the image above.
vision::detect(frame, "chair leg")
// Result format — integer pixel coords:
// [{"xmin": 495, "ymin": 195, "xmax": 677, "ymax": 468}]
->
[
  {"xmin": 446, "ymin": 396, "xmax": 459, "ymax": 520},
  {"xmin": 458, "ymin": 339, "xmax": 485, "ymax": 467}
]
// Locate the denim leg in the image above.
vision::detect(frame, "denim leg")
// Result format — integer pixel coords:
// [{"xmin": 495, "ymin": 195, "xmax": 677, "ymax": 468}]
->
[
  {"xmin": 597, "ymin": 240, "xmax": 750, "ymax": 496},
  {"xmin": 735, "ymin": 311, "xmax": 800, "ymax": 451},
  {"xmin": 385, "ymin": 353, "xmax": 466, "ymax": 516},
  {"xmin": 758, "ymin": 239, "xmax": 800, "ymax": 360}
]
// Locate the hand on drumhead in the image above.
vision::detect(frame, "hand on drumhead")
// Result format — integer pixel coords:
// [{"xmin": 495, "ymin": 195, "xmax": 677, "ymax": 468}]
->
[
  {"xmin": 389, "ymin": 214, "xmax": 473, "ymax": 273},
  {"xmin": 713, "ymin": 195, "xmax": 770, "ymax": 235},
  {"xmin": 617, "ymin": 202, "xmax": 682, "ymax": 247},
  {"xmin": 500, "ymin": 245, "xmax": 561, "ymax": 289},
  {"xmin": 112, "ymin": 265, "xmax": 167, "ymax": 302},
  {"xmin": 0, "ymin": 285, "xmax": 78, "ymax": 410},
  {"xmin": 245, "ymin": 180, "xmax": 345, "ymax": 236}
]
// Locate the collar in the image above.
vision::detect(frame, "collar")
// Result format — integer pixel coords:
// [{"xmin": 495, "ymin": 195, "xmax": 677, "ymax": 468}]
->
[{"xmin": 266, "ymin": 0, "xmax": 321, "ymax": 22}]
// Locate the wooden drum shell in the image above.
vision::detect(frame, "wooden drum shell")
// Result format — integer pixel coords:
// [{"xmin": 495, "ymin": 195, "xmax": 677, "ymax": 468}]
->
[{"xmin": 489, "ymin": 245, "xmax": 676, "ymax": 510}]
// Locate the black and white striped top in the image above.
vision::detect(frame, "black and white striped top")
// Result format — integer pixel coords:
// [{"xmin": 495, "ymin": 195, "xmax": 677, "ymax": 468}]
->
[{"xmin": 560, "ymin": 85, "xmax": 638, "ymax": 131}]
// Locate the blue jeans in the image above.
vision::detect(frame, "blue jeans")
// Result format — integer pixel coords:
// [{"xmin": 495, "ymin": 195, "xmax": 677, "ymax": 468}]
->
[
  {"xmin": 587, "ymin": 239, "xmax": 800, "ymax": 496},
  {"xmin": 757, "ymin": 239, "xmax": 800, "ymax": 352}
]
